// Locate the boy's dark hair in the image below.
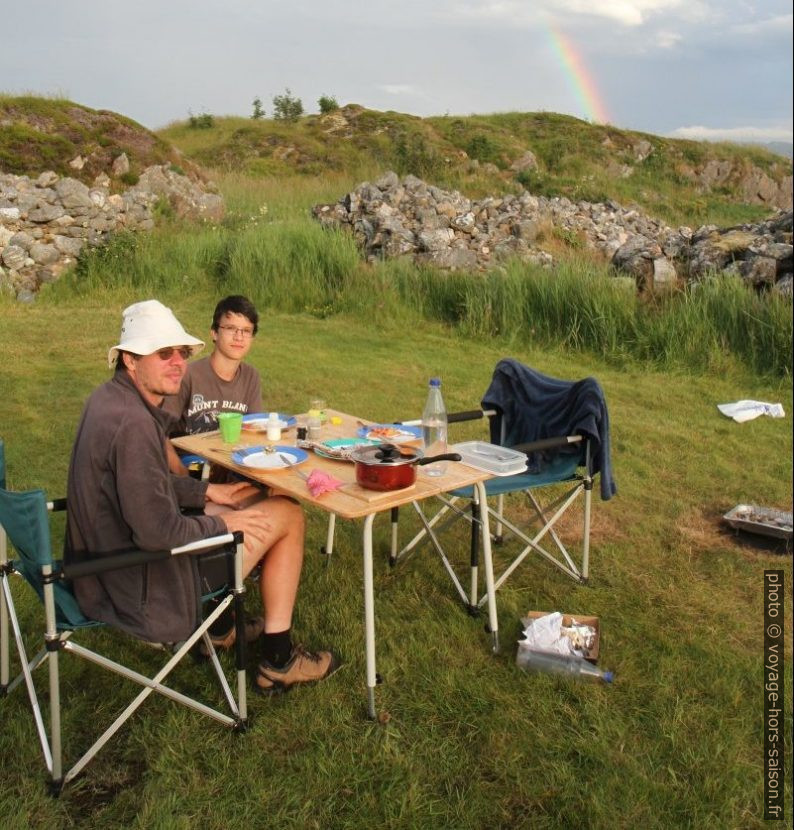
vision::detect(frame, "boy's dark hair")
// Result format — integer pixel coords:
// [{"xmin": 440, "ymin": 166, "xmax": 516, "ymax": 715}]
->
[{"xmin": 211, "ymin": 295, "xmax": 259, "ymax": 335}]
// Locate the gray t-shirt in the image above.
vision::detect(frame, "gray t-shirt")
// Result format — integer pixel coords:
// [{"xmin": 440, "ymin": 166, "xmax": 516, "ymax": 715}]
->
[{"xmin": 163, "ymin": 356, "xmax": 262, "ymax": 434}]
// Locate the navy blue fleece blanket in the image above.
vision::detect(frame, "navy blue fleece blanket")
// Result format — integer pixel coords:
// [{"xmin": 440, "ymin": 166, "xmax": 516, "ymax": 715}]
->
[{"xmin": 481, "ymin": 358, "xmax": 617, "ymax": 501}]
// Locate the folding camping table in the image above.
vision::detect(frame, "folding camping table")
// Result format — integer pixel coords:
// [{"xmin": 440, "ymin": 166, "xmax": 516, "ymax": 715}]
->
[{"xmin": 172, "ymin": 409, "xmax": 499, "ymax": 719}]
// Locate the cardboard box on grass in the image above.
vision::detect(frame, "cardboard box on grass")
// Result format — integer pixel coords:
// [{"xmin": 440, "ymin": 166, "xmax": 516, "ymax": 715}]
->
[{"xmin": 522, "ymin": 611, "xmax": 600, "ymax": 664}]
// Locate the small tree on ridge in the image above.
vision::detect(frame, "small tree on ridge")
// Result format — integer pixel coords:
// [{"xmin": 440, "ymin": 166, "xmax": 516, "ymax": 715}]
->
[{"xmin": 272, "ymin": 88, "xmax": 304, "ymax": 123}]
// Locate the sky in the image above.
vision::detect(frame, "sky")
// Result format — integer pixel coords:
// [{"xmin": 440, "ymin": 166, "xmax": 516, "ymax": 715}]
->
[{"xmin": 1, "ymin": 0, "xmax": 791, "ymax": 144}]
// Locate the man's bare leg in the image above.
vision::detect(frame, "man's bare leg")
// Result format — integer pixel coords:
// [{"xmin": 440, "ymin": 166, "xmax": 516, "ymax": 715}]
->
[{"xmin": 206, "ymin": 495, "xmax": 304, "ymax": 632}]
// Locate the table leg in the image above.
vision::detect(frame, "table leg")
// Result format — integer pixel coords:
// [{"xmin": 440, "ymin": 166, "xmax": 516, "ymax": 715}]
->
[
  {"xmin": 474, "ymin": 481, "xmax": 499, "ymax": 653},
  {"xmin": 362, "ymin": 513, "xmax": 378, "ymax": 719}
]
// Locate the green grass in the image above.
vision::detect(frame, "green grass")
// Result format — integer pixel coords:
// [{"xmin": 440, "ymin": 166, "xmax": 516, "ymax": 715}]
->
[
  {"xmin": 1, "ymin": 163, "xmax": 792, "ymax": 827},
  {"xmin": 0, "ymin": 286, "xmax": 792, "ymax": 829},
  {"xmin": 49, "ymin": 185, "xmax": 793, "ymax": 378}
]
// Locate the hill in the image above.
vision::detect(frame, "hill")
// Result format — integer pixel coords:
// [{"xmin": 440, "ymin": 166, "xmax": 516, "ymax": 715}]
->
[
  {"xmin": 0, "ymin": 94, "xmax": 206, "ymax": 189},
  {"xmin": 1, "ymin": 94, "xmax": 791, "ymax": 230},
  {"xmin": 158, "ymin": 104, "xmax": 792, "ymax": 228}
]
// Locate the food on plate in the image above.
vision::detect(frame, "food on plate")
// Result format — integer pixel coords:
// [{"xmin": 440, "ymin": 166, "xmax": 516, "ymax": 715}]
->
[
  {"xmin": 242, "ymin": 419, "xmax": 269, "ymax": 431},
  {"xmin": 367, "ymin": 426, "xmax": 409, "ymax": 440}
]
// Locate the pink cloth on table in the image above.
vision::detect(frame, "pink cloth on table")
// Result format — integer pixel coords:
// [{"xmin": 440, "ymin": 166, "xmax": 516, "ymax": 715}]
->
[{"xmin": 306, "ymin": 469, "xmax": 344, "ymax": 497}]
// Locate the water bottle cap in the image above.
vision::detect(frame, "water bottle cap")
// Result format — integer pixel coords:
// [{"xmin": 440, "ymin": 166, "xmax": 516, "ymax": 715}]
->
[
  {"xmin": 603, "ymin": 670, "xmax": 614, "ymax": 683},
  {"xmin": 429, "ymin": 377, "xmax": 441, "ymax": 387}
]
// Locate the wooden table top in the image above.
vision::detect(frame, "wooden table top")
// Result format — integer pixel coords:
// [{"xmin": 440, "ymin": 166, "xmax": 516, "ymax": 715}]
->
[{"xmin": 172, "ymin": 408, "xmax": 491, "ymax": 520}]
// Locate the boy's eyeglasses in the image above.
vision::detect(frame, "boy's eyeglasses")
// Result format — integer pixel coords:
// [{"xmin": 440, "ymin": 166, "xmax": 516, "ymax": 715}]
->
[
  {"xmin": 156, "ymin": 347, "xmax": 192, "ymax": 361},
  {"xmin": 217, "ymin": 325, "xmax": 255, "ymax": 338}
]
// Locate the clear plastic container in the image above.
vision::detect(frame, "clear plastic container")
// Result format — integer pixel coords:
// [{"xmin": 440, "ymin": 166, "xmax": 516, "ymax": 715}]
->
[{"xmin": 452, "ymin": 441, "xmax": 529, "ymax": 476}]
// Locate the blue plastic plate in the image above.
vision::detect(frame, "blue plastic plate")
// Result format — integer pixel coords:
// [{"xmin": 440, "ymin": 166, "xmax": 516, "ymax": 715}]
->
[{"xmin": 231, "ymin": 445, "xmax": 308, "ymax": 470}]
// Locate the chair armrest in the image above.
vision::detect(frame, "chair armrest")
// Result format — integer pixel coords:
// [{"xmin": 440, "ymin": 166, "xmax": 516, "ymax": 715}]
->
[
  {"xmin": 449, "ymin": 409, "xmax": 495, "ymax": 424},
  {"xmin": 396, "ymin": 409, "xmax": 497, "ymax": 427},
  {"xmin": 60, "ymin": 533, "xmax": 240, "ymax": 581},
  {"xmin": 511, "ymin": 435, "xmax": 584, "ymax": 454},
  {"xmin": 47, "ymin": 498, "xmax": 67, "ymax": 513}
]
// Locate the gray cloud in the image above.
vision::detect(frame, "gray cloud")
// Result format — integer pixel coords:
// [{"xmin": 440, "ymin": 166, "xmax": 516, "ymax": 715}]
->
[{"xmin": 0, "ymin": 0, "xmax": 789, "ymax": 143}]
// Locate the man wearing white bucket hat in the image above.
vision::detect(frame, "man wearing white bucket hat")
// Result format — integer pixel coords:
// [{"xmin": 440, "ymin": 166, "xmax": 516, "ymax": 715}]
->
[{"xmin": 66, "ymin": 300, "xmax": 337, "ymax": 694}]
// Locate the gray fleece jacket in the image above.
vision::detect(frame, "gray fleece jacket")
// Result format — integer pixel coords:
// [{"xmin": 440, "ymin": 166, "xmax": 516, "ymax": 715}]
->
[{"xmin": 65, "ymin": 370, "xmax": 227, "ymax": 642}]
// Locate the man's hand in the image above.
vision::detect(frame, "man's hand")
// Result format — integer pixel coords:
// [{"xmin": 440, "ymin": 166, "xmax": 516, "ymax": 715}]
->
[
  {"xmin": 221, "ymin": 507, "xmax": 275, "ymax": 548},
  {"xmin": 205, "ymin": 481, "xmax": 263, "ymax": 508}
]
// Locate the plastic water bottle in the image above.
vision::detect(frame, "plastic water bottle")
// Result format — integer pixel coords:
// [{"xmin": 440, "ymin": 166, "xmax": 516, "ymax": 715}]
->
[
  {"xmin": 422, "ymin": 377, "xmax": 448, "ymax": 476},
  {"xmin": 516, "ymin": 647, "xmax": 614, "ymax": 683}
]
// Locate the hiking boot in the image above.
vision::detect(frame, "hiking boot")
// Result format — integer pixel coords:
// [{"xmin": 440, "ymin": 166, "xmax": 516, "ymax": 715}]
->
[
  {"xmin": 255, "ymin": 644, "xmax": 339, "ymax": 695},
  {"xmin": 199, "ymin": 616, "xmax": 264, "ymax": 657}
]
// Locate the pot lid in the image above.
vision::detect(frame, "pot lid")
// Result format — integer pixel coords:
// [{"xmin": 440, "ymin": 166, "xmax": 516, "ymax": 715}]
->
[{"xmin": 350, "ymin": 442, "xmax": 423, "ymax": 465}]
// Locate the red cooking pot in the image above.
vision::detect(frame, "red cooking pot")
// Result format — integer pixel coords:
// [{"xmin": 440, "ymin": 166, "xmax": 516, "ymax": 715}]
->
[{"xmin": 350, "ymin": 443, "xmax": 462, "ymax": 491}]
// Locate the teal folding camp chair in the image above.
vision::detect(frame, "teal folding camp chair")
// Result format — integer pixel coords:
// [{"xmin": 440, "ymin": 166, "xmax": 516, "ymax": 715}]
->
[
  {"xmin": 389, "ymin": 360, "xmax": 616, "ymax": 614},
  {"xmin": 0, "ymin": 439, "xmax": 248, "ymax": 793}
]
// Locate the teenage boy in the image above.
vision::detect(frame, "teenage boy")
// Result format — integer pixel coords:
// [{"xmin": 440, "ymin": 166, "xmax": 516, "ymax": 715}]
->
[
  {"xmin": 65, "ymin": 299, "xmax": 337, "ymax": 693},
  {"xmin": 165, "ymin": 296, "xmax": 262, "ymax": 476}
]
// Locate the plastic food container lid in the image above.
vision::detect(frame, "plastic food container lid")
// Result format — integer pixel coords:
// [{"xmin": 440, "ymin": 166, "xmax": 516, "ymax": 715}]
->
[{"xmin": 451, "ymin": 441, "xmax": 528, "ymax": 476}]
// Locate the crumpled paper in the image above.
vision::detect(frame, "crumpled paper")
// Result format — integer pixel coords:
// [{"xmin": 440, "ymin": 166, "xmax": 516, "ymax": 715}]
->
[
  {"xmin": 518, "ymin": 612, "xmax": 597, "ymax": 658},
  {"xmin": 306, "ymin": 469, "xmax": 344, "ymax": 497},
  {"xmin": 717, "ymin": 400, "xmax": 785, "ymax": 423},
  {"xmin": 519, "ymin": 612, "xmax": 574, "ymax": 656}
]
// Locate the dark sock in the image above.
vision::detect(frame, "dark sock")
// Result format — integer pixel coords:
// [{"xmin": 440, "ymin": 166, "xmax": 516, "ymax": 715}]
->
[
  {"xmin": 206, "ymin": 597, "xmax": 235, "ymax": 637},
  {"xmin": 261, "ymin": 629, "xmax": 293, "ymax": 668}
]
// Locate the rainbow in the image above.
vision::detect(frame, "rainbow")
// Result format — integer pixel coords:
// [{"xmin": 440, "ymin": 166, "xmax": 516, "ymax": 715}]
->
[{"xmin": 546, "ymin": 24, "xmax": 610, "ymax": 124}]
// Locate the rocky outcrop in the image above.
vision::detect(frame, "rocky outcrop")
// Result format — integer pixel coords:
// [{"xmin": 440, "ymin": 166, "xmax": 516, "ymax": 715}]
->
[
  {"xmin": 312, "ymin": 172, "xmax": 793, "ymax": 296},
  {"xmin": 0, "ymin": 166, "xmax": 224, "ymax": 301},
  {"xmin": 690, "ymin": 158, "xmax": 792, "ymax": 211}
]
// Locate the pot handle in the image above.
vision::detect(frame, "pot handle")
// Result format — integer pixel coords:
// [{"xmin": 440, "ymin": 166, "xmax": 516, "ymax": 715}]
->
[{"xmin": 417, "ymin": 452, "xmax": 462, "ymax": 466}]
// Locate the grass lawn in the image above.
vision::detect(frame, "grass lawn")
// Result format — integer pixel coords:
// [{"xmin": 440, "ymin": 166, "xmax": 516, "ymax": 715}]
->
[{"xmin": 0, "ymin": 288, "xmax": 791, "ymax": 829}]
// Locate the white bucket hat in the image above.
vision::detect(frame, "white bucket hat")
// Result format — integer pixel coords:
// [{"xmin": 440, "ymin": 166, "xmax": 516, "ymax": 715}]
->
[{"xmin": 107, "ymin": 300, "xmax": 205, "ymax": 368}]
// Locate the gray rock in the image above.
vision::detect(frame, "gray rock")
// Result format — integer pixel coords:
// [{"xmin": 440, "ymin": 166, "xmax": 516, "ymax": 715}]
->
[
  {"xmin": 450, "ymin": 212, "xmax": 476, "ymax": 234},
  {"xmin": 8, "ymin": 231, "xmax": 35, "ymax": 250},
  {"xmin": 611, "ymin": 236, "xmax": 660, "ymax": 287},
  {"xmin": 1, "ymin": 244, "xmax": 27, "ymax": 270},
  {"xmin": 510, "ymin": 151, "xmax": 538, "ymax": 172},
  {"xmin": 53, "ymin": 235, "xmax": 85, "ymax": 257},
  {"xmin": 27, "ymin": 204, "xmax": 65, "ymax": 223},
  {"xmin": 651, "ymin": 257, "xmax": 678, "ymax": 290},
  {"xmin": 36, "ymin": 171, "xmax": 59, "ymax": 187},
  {"xmin": 16, "ymin": 289, "xmax": 36, "ymax": 303},
  {"xmin": 0, "ymin": 206, "xmax": 21, "ymax": 221},
  {"xmin": 54, "ymin": 178, "xmax": 94, "ymax": 210},
  {"xmin": 417, "ymin": 228, "xmax": 455, "ymax": 252},
  {"xmin": 375, "ymin": 171, "xmax": 400, "ymax": 190},
  {"xmin": 513, "ymin": 219, "xmax": 540, "ymax": 243},
  {"xmin": 28, "ymin": 242, "xmax": 59, "ymax": 266},
  {"xmin": 112, "ymin": 152, "xmax": 130, "ymax": 176},
  {"xmin": 421, "ymin": 247, "xmax": 478, "ymax": 269},
  {"xmin": 739, "ymin": 256, "xmax": 777, "ymax": 286}
]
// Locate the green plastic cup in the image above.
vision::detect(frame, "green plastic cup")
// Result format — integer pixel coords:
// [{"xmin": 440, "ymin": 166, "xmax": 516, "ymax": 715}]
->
[{"xmin": 217, "ymin": 412, "xmax": 243, "ymax": 444}]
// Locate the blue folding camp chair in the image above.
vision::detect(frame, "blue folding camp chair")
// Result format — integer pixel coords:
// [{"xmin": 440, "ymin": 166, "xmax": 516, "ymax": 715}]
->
[
  {"xmin": 389, "ymin": 360, "xmax": 616, "ymax": 615},
  {"xmin": 0, "ymin": 438, "xmax": 249, "ymax": 793}
]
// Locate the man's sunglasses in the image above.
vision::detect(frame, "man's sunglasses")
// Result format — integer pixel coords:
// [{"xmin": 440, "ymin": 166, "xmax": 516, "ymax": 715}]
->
[{"xmin": 155, "ymin": 347, "xmax": 192, "ymax": 361}]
